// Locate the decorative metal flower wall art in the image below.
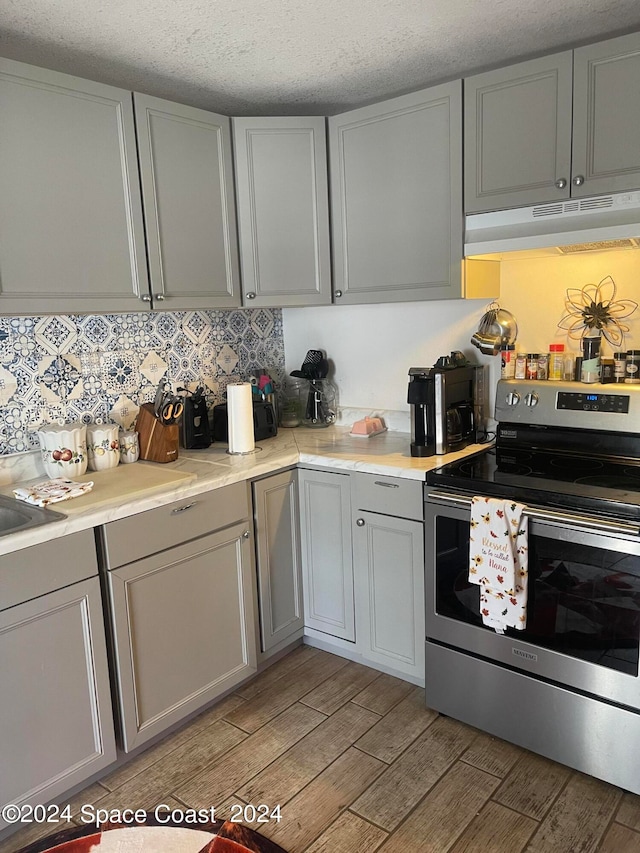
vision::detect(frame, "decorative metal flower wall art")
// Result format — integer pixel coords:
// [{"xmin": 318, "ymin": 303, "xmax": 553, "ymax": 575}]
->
[{"xmin": 557, "ymin": 275, "xmax": 638, "ymax": 347}]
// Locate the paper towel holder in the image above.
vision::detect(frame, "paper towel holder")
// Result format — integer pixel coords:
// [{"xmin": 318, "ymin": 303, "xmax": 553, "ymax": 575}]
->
[{"xmin": 225, "ymin": 381, "xmax": 261, "ymax": 455}]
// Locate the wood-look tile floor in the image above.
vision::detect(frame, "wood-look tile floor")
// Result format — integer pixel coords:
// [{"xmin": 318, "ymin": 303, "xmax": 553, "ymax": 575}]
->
[{"xmin": 4, "ymin": 646, "xmax": 640, "ymax": 853}]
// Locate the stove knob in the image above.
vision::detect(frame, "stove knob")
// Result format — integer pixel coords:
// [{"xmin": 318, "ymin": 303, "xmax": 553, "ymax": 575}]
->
[
  {"xmin": 505, "ymin": 391, "xmax": 521, "ymax": 407},
  {"xmin": 524, "ymin": 392, "xmax": 539, "ymax": 408}
]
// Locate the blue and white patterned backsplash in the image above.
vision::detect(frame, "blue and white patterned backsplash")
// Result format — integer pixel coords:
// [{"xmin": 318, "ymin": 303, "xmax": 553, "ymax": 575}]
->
[{"xmin": 0, "ymin": 308, "xmax": 285, "ymax": 455}]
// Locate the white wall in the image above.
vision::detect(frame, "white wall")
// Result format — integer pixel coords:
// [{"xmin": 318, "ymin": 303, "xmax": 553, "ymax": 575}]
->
[
  {"xmin": 282, "ymin": 298, "xmax": 495, "ymax": 413},
  {"xmin": 499, "ymin": 249, "xmax": 640, "ymax": 355},
  {"xmin": 282, "ymin": 247, "xmax": 640, "ymax": 423}
]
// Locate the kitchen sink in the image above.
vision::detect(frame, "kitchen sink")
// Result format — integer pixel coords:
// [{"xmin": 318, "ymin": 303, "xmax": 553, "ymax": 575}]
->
[{"xmin": 0, "ymin": 493, "xmax": 66, "ymax": 538}]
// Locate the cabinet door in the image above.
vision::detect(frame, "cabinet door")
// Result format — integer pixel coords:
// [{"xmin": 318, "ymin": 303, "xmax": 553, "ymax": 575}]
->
[
  {"xmin": 107, "ymin": 522, "xmax": 257, "ymax": 751},
  {"xmin": 252, "ymin": 470, "xmax": 304, "ymax": 654},
  {"xmin": 329, "ymin": 81, "xmax": 463, "ymax": 304},
  {"xmin": 353, "ymin": 510, "xmax": 424, "ymax": 681},
  {"xmin": 298, "ymin": 469, "xmax": 354, "ymax": 641},
  {"xmin": 0, "ymin": 58, "xmax": 149, "ymax": 314},
  {"xmin": 464, "ymin": 53, "xmax": 573, "ymax": 212},
  {"xmin": 572, "ymin": 32, "xmax": 640, "ymax": 197},
  {"xmin": 134, "ymin": 93, "xmax": 241, "ymax": 309},
  {"xmin": 233, "ymin": 117, "xmax": 331, "ymax": 307},
  {"xmin": 0, "ymin": 578, "xmax": 116, "ymax": 829}
]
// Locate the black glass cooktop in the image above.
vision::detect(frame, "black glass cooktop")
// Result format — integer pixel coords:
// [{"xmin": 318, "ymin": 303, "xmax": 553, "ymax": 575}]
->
[{"xmin": 426, "ymin": 446, "xmax": 640, "ymax": 521}]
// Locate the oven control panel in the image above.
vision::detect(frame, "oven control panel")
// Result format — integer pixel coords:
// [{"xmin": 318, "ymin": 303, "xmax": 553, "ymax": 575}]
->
[
  {"xmin": 496, "ymin": 380, "xmax": 640, "ymax": 430},
  {"xmin": 557, "ymin": 391, "xmax": 630, "ymax": 414}
]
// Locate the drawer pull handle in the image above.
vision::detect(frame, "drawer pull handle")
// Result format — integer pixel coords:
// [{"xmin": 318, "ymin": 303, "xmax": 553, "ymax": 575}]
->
[
  {"xmin": 374, "ymin": 481, "xmax": 399, "ymax": 489},
  {"xmin": 171, "ymin": 502, "xmax": 197, "ymax": 514}
]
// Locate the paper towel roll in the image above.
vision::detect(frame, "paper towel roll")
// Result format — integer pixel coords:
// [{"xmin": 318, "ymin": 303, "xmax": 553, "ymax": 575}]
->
[{"xmin": 227, "ymin": 382, "xmax": 255, "ymax": 454}]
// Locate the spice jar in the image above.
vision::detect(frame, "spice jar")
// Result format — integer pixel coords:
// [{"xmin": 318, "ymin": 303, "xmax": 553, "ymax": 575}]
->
[
  {"xmin": 526, "ymin": 353, "xmax": 539, "ymax": 380},
  {"xmin": 626, "ymin": 350, "xmax": 640, "ymax": 384},
  {"xmin": 514, "ymin": 352, "xmax": 527, "ymax": 380},
  {"xmin": 614, "ymin": 352, "xmax": 627, "ymax": 383},
  {"xmin": 562, "ymin": 352, "xmax": 575, "ymax": 381},
  {"xmin": 548, "ymin": 344, "xmax": 564, "ymax": 381},
  {"xmin": 537, "ymin": 353, "xmax": 549, "ymax": 381},
  {"xmin": 500, "ymin": 344, "xmax": 515, "ymax": 379}
]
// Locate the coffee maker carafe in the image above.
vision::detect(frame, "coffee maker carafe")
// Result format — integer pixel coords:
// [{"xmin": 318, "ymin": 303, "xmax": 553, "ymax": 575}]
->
[{"xmin": 408, "ymin": 354, "xmax": 484, "ymax": 457}]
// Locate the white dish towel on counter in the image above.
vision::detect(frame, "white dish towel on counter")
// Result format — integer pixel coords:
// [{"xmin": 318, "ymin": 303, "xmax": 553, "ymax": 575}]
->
[
  {"xmin": 13, "ymin": 477, "xmax": 94, "ymax": 507},
  {"xmin": 468, "ymin": 496, "xmax": 529, "ymax": 633}
]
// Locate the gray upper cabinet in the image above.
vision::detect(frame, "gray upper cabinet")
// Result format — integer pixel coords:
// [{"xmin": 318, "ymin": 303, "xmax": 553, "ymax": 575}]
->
[
  {"xmin": 134, "ymin": 93, "xmax": 241, "ymax": 309},
  {"xmin": 329, "ymin": 81, "xmax": 463, "ymax": 304},
  {"xmin": 465, "ymin": 32, "xmax": 640, "ymax": 212},
  {"xmin": 233, "ymin": 117, "xmax": 331, "ymax": 307},
  {"xmin": 464, "ymin": 53, "xmax": 573, "ymax": 212},
  {"xmin": 0, "ymin": 57, "xmax": 149, "ymax": 314},
  {"xmin": 571, "ymin": 32, "xmax": 640, "ymax": 198}
]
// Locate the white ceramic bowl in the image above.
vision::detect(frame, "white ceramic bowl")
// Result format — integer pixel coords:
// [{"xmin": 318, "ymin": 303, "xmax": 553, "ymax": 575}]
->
[{"xmin": 37, "ymin": 422, "xmax": 88, "ymax": 479}]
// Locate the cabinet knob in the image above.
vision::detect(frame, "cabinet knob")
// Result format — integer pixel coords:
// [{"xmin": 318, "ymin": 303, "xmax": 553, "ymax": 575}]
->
[
  {"xmin": 555, "ymin": 178, "xmax": 567, "ymax": 189},
  {"xmin": 242, "ymin": 529, "xmax": 251, "ymax": 539},
  {"xmin": 246, "ymin": 292, "xmax": 256, "ymax": 300},
  {"xmin": 572, "ymin": 175, "xmax": 585, "ymax": 187},
  {"xmin": 334, "ymin": 290, "xmax": 343, "ymax": 298},
  {"xmin": 356, "ymin": 518, "xmax": 365, "ymax": 527},
  {"xmin": 140, "ymin": 294, "xmax": 152, "ymax": 302},
  {"xmin": 154, "ymin": 293, "xmax": 166, "ymax": 301}
]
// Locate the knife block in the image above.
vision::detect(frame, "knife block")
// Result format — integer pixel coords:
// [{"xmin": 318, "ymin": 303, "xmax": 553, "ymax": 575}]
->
[{"xmin": 135, "ymin": 403, "xmax": 179, "ymax": 463}]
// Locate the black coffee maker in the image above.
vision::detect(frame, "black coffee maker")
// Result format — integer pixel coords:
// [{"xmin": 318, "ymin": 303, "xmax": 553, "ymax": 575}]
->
[{"xmin": 408, "ymin": 353, "xmax": 484, "ymax": 457}]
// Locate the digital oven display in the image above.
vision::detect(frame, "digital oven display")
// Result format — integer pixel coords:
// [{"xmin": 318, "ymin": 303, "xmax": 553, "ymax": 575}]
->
[{"xmin": 557, "ymin": 392, "xmax": 630, "ymax": 413}]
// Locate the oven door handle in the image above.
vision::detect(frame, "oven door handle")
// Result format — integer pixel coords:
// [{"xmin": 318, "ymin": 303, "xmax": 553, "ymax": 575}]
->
[{"xmin": 426, "ymin": 491, "xmax": 640, "ymax": 537}]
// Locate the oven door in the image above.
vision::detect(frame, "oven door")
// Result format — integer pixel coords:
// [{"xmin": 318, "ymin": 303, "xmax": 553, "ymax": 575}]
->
[{"xmin": 425, "ymin": 491, "xmax": 640, "ymax": 710}]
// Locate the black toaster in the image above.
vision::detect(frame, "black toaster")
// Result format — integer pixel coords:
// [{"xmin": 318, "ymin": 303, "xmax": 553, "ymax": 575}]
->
[{"xmin": 212, "ymin": 400, "xmax": 278, "ymax": 442}]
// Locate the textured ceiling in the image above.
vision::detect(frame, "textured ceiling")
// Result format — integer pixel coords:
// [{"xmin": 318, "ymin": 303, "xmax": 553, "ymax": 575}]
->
[{"xmin": 2, "ymin": 0, "xmax": 640, "ymax": 115}]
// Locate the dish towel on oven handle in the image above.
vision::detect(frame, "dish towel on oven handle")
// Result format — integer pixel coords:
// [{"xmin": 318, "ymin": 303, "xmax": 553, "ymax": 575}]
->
[{"xmin": 468, "ymin": 496, "xmax": 529, "ymax": 633}]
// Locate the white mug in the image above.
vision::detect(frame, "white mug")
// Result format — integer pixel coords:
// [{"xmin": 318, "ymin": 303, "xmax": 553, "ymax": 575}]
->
[
  {"xmin": 37, "ymin": 422, "xmax": 88, "ymax": 479},
  {"xmin": 87, "ymin": 423, "xmax": 120, "ymax": 472},
  {"xmin": 119, "ymin": 430, "xmax": 139, "ymax": 464}
]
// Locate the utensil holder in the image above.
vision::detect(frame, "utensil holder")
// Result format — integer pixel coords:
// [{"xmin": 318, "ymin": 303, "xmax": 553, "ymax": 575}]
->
[{"xmin": 135, "ymin": 403, "xmax": 179, "ymax": 463}]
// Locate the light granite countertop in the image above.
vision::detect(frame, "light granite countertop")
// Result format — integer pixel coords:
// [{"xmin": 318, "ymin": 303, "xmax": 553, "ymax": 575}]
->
[{"xmin": 0, "ymin": 427, "xmax": 489, "ymax": 556}]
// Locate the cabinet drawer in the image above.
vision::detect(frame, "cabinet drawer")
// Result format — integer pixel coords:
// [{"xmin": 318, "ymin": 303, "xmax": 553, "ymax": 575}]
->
[
  {"xmin": 352, "ymin": 472, "xmax": 423, "ymax": 520},
  {"xmin": 0, "ymin": 530, "xmax": 98, "ymax": 611},
  {"xmin": 101, "ymin": 481, "xmax": 249, "ymax": 568}
]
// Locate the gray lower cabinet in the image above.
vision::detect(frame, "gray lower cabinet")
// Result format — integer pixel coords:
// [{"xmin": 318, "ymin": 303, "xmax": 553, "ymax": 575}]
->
[
  {"xmin": 0, "ymin": 533, "xmax": 116, "ymax": 831},
  {"xmin": 0, "ymin": 57, "xmax": 149, "ymax": 314},
  {"xmin": 134, "ymin": 94, "xmax": 241, "ymax": 309},
  {"xmin": 328, "ymin": 81, "xmax": 463, "ymax": 304},
  {"xmin": 465, "ymin": 31, "xmax": 640, "ymax": 212},
  {"xmin": 298, "ymin": 468, "xmax": 355, "ymax": 642},
  {"xmin": 352, "ymin": 472, "xmax": 425, "ymax": 682},
  {"xmin": 233, "ymin": 117, "xmax": 331, "ymax": 307},
  {"xmin": 252, "ymin": 470, "xmax": 304, "ymax": 656},
  {"xmin": 100, "ymin": 484, "xmax": 257, "ymax": 752},
  {"xmin": 353, "ymin": 512, "xmax": 424, "ymax": 681}
]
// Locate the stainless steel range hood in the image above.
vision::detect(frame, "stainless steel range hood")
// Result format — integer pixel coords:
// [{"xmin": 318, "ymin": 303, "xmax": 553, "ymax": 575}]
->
[{"xmin": 464, "ymin": 190, "xmax": 640, "ymax": 258}]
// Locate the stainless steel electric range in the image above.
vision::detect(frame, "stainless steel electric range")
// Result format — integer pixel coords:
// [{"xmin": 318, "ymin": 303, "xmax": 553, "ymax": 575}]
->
[{"xmin": 424, "ymin": 379, "xmax": 640, "ymax": 794}]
